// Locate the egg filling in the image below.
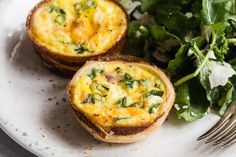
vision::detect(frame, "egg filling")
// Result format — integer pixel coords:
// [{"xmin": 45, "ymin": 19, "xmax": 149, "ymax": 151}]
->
[
  {"xmin": 71, "ymin": 62, "xmax": 166, "ymax": 128},
  {"xmin": 30, "ymin": 0, "xmax": 127, "ymax": 56}
]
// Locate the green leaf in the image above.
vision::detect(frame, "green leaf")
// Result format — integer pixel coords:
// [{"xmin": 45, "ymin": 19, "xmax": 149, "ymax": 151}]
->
[
  {"xmin": 175, "ymin": 80, "xmax": 209, "ymax": 122},
  {"xmin": 154, "ymin": 5, "xmax": 190, "ymax": 38},
  {"xmin": 201, "ymin": 0, "xmax": 236, "ymax": 25},
  {"xmin": 149, "ymin": 24, "xmax": 181, "ymax": 42},
  {"xmin": 218, "ymin": 82, "xmax": 234, "ymax": 115},
  {"xmin": 167, "ymin": 43, "xmax": 191, "ymax": 77},
  {"xmin": 141, "ymin": 0, "xmax": 160, "ymax": 12}
]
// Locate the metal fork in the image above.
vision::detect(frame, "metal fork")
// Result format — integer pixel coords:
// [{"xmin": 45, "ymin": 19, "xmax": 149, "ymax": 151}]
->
[{"xmin": 197, "ymin": 100, "xmax": 236, "ymax": 148}]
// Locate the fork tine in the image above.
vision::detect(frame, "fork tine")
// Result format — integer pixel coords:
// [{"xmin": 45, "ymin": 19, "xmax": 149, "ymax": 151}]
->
[
  {"xmin": 213, "ymin": 128, "xmax": 236, "ymax": 146},
  {"xmin": 220, "ymin": 134, "xmax": 236, "ymax": 148},
  {"xmin": 198, "ymin": 100, "xmax": 236, "ymax": 141},
  {"xmin": 197, "ymin": 113, "xmax": 231, "ymax": 140},
  {"xmin": 205, "ymin": 116, "xmax": 236, "ymax": 143}
]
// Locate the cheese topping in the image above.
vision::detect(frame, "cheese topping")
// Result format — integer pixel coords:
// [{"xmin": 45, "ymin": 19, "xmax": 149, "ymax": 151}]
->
[
  {"xmin": 71, "ymin": 62, "xmax": 166, "ymax": 127},
  {"xmin": 30, "ymin": 0, "xmax": 127, "ymax": 56}
]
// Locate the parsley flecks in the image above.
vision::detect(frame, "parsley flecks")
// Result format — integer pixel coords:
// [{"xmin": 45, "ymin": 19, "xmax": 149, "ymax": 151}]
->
[
  {"xmin": 119, "ymin": 97, "xmax": 127, "ymax": 107},
  {"xmin": 130, "ymin": 102, "xmax": 144, "ymax": 108},
  {"xmin": 146, "ymin": 90, "xmax": 164, "ymax": 97},
  {"xmin": 148, "ymin": 103, "xmax": 160, "ymax": 114},
  {"xmin": 87, "ymin": 68, "xmax": 103, "ymax": 80},
  {"xmin": 82, "ymin": 94, "xmax": 95, "ymax": 104},
  {"xmin": 74, "ymin": 43, "xmax": 89, "ymax": 54}
]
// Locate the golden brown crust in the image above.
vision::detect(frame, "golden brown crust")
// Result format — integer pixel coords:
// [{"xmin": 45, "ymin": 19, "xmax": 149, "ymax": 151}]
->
[
  {"xmin": 68, "ymin": 60, "xmax": 176, "ymax": 143},
  {"xmin": 26, "ymin": 0, "xmax": 129, "ymax": 66}
]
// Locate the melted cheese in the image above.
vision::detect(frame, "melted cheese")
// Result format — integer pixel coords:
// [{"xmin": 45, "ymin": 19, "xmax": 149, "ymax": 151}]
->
[
  {"xmin": 71, "ymin": 62, "xmax": 166, "ymax": 127},
  {"xmin": 30, "ymin": 0, "xmax": 127, "ymax": 56}
]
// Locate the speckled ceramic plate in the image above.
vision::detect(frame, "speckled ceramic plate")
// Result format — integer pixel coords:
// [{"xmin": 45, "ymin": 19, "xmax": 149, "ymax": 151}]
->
[{"xmin": 0, "ymin": 1, "xmax": 236, "ymax": 157}]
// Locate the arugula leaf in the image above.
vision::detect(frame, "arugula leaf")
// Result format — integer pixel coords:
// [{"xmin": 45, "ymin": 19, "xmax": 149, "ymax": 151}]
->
[
  {"xmin": 155, "ymin": 5, "xmax": 190, "ymax": 38},
  {"xmin": 201, "ymin": 0, "xmax": 236, "ymax": 25},
  {"xmin": 167, "ymin": 36, "xmax": 205, "ymax": 78},
  {"xmin": 149, "ymin": 24, "xmax": 181, "ymax": 42},
  {"xmin": 218, "ymin": 82, "xmax": 234, "ymax": 115},
  {"xmin": 175, "ymin": 80, "xmax": 209, "ymax": 122},
  {"xmin": 167, "ymin": 43, "xmax": 191, "ymax": 77},
  {"xmin": 141, "ymin": 0, "xmax": 159, "ymax": 13}
]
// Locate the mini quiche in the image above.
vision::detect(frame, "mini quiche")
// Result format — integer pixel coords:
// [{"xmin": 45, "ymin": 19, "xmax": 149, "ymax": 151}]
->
[
  {"xmin": 68, "ymin": 58, "xmax": 175, "ymax": 143},
  {"xmin": 26, "ymin": 0, "xmax": 128, "ymax": 70}
]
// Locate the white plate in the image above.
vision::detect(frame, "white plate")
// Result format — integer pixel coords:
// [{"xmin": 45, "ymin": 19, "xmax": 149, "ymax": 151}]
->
[{"xmin": 0, "ymin": 1, "xmax": 235, "ymax": 157}]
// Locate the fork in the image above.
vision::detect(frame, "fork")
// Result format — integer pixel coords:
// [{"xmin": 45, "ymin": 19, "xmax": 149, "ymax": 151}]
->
[{"xmin": 197, "ymin": 100, "xmax": 236, "ymax": 148}]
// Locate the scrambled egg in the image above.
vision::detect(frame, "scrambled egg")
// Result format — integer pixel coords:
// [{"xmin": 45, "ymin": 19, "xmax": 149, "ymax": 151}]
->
[
  {"xmin": 30, "ymin": 0, "xmax": 127, "ymax": 56},
  {"xmin": 71, "ymin": 62, "xmax": 166, "ymax": 127}
]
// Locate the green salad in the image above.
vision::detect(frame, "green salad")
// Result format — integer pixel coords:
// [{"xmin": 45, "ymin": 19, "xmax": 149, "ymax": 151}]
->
[{"xmin": 117, "ymin": 0, "xmax": 236, "ymax": 122}]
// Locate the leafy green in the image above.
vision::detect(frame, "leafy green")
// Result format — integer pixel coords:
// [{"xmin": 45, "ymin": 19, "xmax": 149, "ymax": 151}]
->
[
  {"xmin": 155, "ymin": 5, "xmax": 190, "ymax": 38},
  {"xmin": 149, "ymin": 24, "xmax": 181, "ymax": 42},
  {"xmin": 141, "ymin": 0, "xmax": 159, "ymax": 12},
  {"xmin": 118, "ymin": 0, "xmax": 236, "ymax": 121},
  {"xmin": 175, "ymin": 80, "xmax": 209, "ymax": 122},
  {"xmin": 201, "ymin": 0, "xmax": 236, "ymax": 25}
]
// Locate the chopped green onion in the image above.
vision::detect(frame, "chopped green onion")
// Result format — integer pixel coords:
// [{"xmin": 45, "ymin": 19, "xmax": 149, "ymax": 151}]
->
[
  {"xmin": 148, "ymin": 104, "xmax": 160, "ymax": 113},
  {"xmin": 87, "ymin": 68, "xmax": 103, "ymax": 80},
  {"xmin": 146, "ymin": 90, "xmax": 164, "ymax": 97},
  {"xmin": 130, "ymin": 102, "xmax": 144, "ymax": 108},
  {"xmin": 54, "ymin": 15, "xmax": 66, "ymax": 24},
  {"xmin": 119, "ymin": 97, "xmax": 127, "ymax": 107},
  {"xmin": 82, "ymin": 94, "xmax": 95, "ymax": 104},
  {"xmin": 114, "ymin": 117, "xmax": 130, "ymax": 122}
]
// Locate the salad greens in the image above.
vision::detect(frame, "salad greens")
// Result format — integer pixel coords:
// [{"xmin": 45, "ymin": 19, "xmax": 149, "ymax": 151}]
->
[{"xmin": 117, "ymin": 0, "xmax": 236, "ymax": 122}]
